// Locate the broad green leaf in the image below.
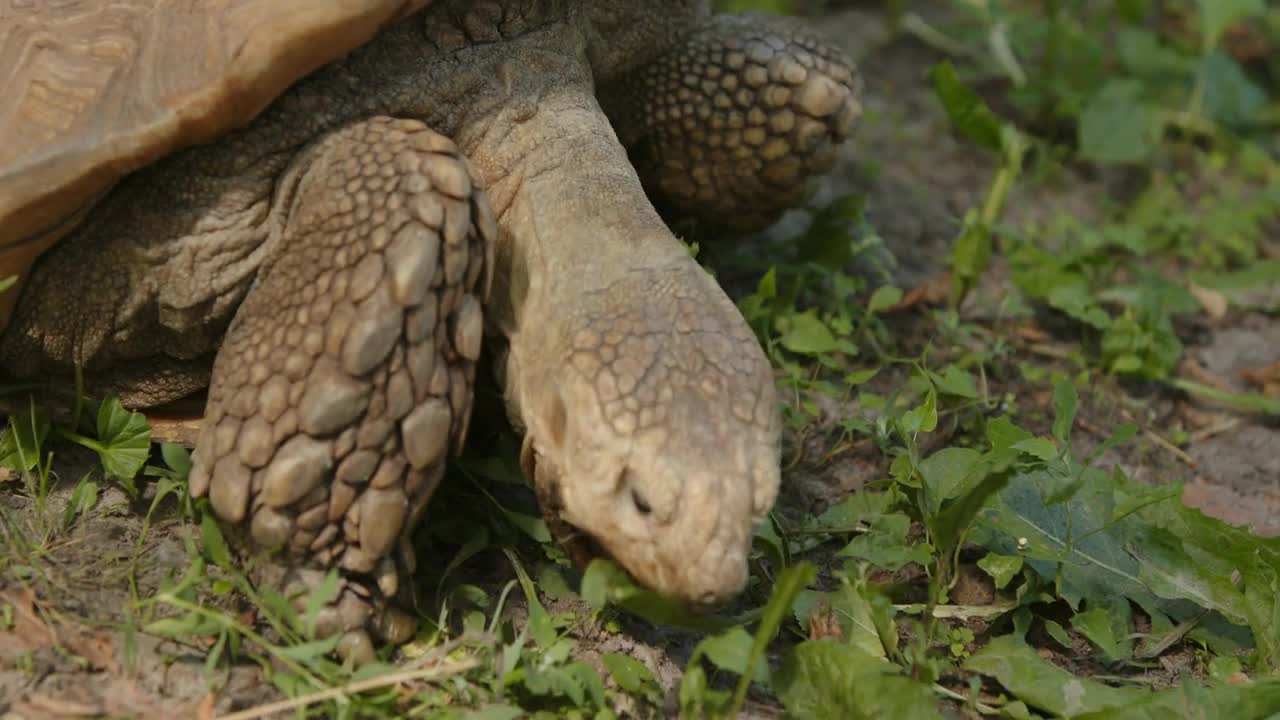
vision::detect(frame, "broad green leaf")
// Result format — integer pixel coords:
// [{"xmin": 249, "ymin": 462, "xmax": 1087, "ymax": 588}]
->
[
  {"xmin": 502, "ymin": 509, "xmax": 551, "ymax": 543},
  {"xmin": 160, "ymin": 443, "xmax": 192, "ymax": 479},
  {"xmin": 779, "ymin": 311, "xmax": 839, "ymax": 355},
  {"xmin": 1011, "ymin": 438, "xmax": 1058, "ymax": 462},
  {"xmin": 200, "ymin": 512, "xmax": 232, "ymax": 569},
  {"xmin": 695, "ymin": 627, "xmax": 768, "ymax": 684},
  {"xmin": 837, "ymin": 514, "xmax": 933, "ymax": 571},
  {"xmin": 94, "ymin": 398, "xmax": 152, "ymax": 481},
  {"xmin": 774, "ymin": 640, "xmax": 942, "ymax": 720},
  {"xmin": 61, "ymin": 477, "xmax": 98, "ymax": 529},
  {"xmin": 1198, "ymin": 51, "xmax": 1267, "ymax": 129},
  {"xmin": 987, "ymin": 416, "xmax": 1034, "ymax": 453},
  {"xmin": 601, "ymin": 650, "xmax": 660, "ymax": 696},
  {"xmin": 1071, "ymin": 601, "xmax": 1133, "ymax": 662},
  {"xmin": 1074, "ymin": 679, "xmax": 1280, "ymax": 720},
  {"xmin": 0, "ymin": 405, "xmax": 49, "ymax": 473},
  {"xmin": 931, "ymin": 61, "xmax": 1003, "ymax": 151},
  {"xmin": 1043, "ymin": 619, "xmax": 1073, "ymax": 649},
  {"xmin": 977, "ymin": 553, "xmax": 1024, "ymax": 589},
  {"xmin": 918, "ymin": 446, "xmax": 983, "ymax": 511},
  {"xmin": 1079, "ymin": 80, "xmax": 1161, "ymax": 165},
  {"xmin": 1127, "ymin": 525, "xmax": 1249, "ymax": 626},
  {"xmin": 965, "ymin": 636, "xmax": 1147, "ymax": 716},
  {"xmin": 1132, "ymin": 501, "xmax": 1280, "ymax": 669},
  {"xmin": 931, "ymin": 365, "xmax": 979, "ymax": 399},
  {"xmin": 973, "ymin": 471, "xmax": 1163, "ymax": 613},
  {"xmin": 1046, "ymin": 280, "xmax": 1112, "ymax": 329},
  {"xmin": 1052, "ymin": 379, "xmax": 1078, "ymax": 446},
  {"xmin": 867, "ymin": 286, "xmax": 903, "ymax": 314},
  {"xmin": 929, "ymin": 464, "xmax": 1014, "ymax": 566}
]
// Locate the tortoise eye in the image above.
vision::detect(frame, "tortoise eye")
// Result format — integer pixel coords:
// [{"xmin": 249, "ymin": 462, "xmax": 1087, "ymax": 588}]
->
[{"xmin": 631, "ymin": 487, "xmax": 652, "ymax": 515}]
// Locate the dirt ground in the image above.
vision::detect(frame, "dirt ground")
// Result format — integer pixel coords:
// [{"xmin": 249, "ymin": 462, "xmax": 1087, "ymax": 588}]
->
[{"xmin": 2, "ymin": 2, "xmax": 1278, "ymax": 718}]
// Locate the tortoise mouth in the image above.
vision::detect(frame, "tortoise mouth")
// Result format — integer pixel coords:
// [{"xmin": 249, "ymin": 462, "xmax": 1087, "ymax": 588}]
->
[{"xmin": 536, "ymin": 500, "xmax": 727, "ymax": 615}]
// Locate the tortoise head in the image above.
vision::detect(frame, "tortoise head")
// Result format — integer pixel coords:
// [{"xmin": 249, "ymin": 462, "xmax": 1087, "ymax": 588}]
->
[{"xmin": 513, "ymin": 262, "xmax": 781, "ymax": 607}]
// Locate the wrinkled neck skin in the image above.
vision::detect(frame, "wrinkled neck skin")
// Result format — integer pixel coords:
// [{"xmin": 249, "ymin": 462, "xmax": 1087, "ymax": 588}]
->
[{"xmin": 397, "ymin": 1, "xmax": 781, "ymax": 606}]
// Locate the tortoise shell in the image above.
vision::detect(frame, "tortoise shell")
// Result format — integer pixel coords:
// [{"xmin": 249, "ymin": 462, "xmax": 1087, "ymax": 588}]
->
[{"xmin": 0, "ymin": 0, "xmax": 433, "ymax": 329}]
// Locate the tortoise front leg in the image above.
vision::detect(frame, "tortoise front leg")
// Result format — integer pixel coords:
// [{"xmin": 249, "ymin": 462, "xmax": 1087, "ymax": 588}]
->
[
  {"xmin": 187, "ymin": 117, "xmax": 494, "ymax": 663},
  {"xmin": 602, "ymin": 13, "xmax": 862, "ymax": 231}
]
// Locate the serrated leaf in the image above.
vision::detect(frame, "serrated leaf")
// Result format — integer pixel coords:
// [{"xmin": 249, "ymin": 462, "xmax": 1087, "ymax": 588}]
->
[
  {"xmin": 94, "ymin": 398, "xmax": 152, "ymax": 482},
  {"xmin": 901, "ymin": 388, "xmax": 938, "ymax": 435}
]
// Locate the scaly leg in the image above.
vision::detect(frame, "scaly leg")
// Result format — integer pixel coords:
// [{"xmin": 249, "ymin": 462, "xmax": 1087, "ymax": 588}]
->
[
  {"xmin": 603, "ymin": 12, "xmax": 861, "ymax": 231},
  {"xmin": 187, "ymin": 117, "xmax": 494, "ymax": 663}
]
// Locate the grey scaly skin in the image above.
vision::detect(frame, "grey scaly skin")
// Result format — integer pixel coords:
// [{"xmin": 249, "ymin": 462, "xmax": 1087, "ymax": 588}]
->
[{"xmin": 0, "ymin": 1, "xmax": 859, "ymax": 662}]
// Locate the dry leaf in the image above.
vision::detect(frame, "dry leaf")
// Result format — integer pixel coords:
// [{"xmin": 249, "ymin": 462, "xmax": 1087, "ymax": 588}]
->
[
  {"xmin": 1179, "ymin": 357, "xmax": 1235, "ymax": 393},
  {"xmin": 807, "ymin": 601, "xmax": 843, "ymax": 641},
  {"xmin": 885, "ymin": 271, "xmax": 951, "ymax": 313},
  {"xmin": 1187, "ymin": 282, "xmax": 1229, "ymax": 320},
  {"xmin": 1240, "ymin": 361, "xmax": 1280, "ymax": 397}
]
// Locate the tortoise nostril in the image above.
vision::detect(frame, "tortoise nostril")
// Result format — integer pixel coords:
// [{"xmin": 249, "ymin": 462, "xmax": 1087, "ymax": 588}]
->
[{"xmin": 630, "ymin": 487, "xmax": 652, "ymax": 515}]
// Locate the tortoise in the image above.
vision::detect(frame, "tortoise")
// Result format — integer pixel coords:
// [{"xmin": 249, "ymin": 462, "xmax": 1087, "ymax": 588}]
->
[{"xmin": 0, "ymin": 0, "xmax": 860, "ymax": 661}]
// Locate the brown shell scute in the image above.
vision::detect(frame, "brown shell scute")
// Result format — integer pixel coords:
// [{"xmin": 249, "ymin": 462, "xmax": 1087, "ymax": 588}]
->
[{"xmin": 0, "ymin": 0, "xmax": 433, "ymax": 263}]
